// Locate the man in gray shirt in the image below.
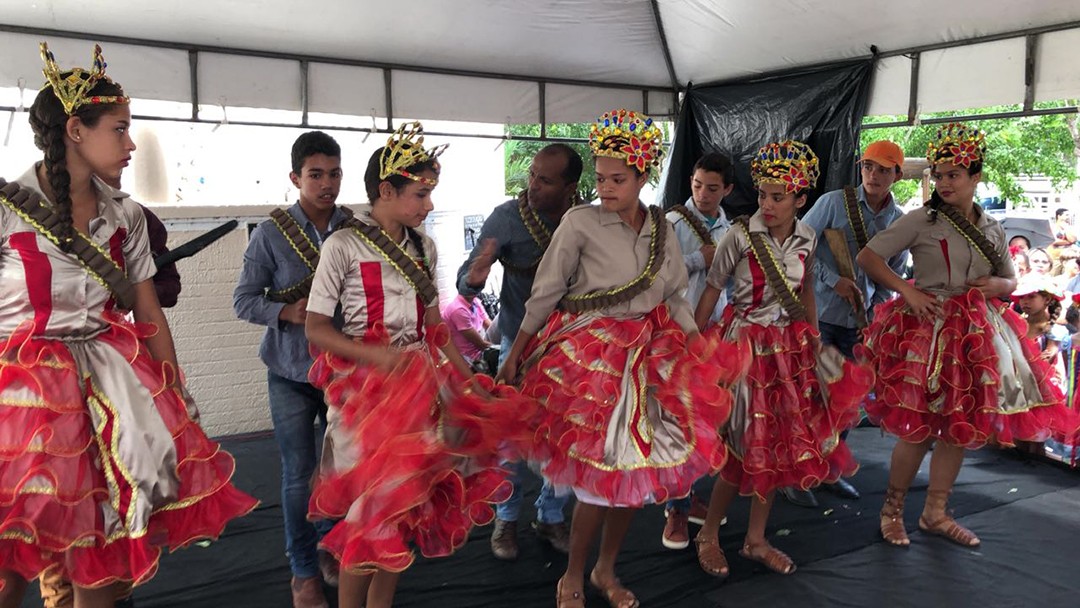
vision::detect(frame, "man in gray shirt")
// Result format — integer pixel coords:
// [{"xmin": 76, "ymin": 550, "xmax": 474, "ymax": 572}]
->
[{"xmin": 457, "ymin": 144, "xmax": 582, "ymax": 560}]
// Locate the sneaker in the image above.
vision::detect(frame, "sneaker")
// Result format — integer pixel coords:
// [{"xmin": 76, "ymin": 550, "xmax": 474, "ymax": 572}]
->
[
  {"xmin": 662, "ymin": 510, "xmax": 690, "ymax": 550},
  {"xmin": 687, "ymin": 495, "xmax": 709, "ymax": 525},
  {"xmin": 317, "ymin": 551, "xmax": 339, "ymax": 588},
  {"xmin": 683, "ymin": 496, "xmax": 726, "ymax": 527},
  {"xmin": 490, "ymin": 518, "xmax": 519, "ymax": 561},
  {"xmin": 290, "ymin": 576, "xmax": 329, "ymax": 608},
  {"xmin": 533, "ymin": 521, "xmax": 570, "ymax": 554}
]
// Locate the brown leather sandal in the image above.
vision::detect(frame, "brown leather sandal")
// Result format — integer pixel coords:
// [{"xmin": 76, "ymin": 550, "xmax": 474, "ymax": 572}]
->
[
  {"xmin": 694, "ymin": 536, "xmax": 730, "ymax": 578},
  {"xmin": 739, "ymin": 541, "xmax": 796, "ymax": 575},
  {"xmin": 919, "ymin": 489, "xmax": 980, "ymax": 547},
  {"xmin": 880, "ymin": 484, "xmax": 910, "ymax": 546},
  {"xmin": 557, "ymin": 576, "xmax": 586, "ymax": 608},
  {"xmin": 588, "ymin": 571, "xmax": 639, "ymax": 608}
]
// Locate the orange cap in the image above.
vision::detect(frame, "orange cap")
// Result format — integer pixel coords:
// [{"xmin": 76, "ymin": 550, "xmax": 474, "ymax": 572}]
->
[{"xmin": 860, "ymin": 140, "xmax": 904, "ymax": 169}]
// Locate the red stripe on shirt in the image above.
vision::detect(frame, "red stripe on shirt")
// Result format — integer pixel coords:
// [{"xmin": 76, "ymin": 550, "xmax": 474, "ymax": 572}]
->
[
  {"xmin": 360, "ymin": 262, "xmax": 385, "ymax": 339},
  {"xmin": 8, "ymin": 232, "xmax": 53, "ymax": 335},
  {"xmin": 939, "ymin": 239, "xmax": 951, "ymax": 283}
]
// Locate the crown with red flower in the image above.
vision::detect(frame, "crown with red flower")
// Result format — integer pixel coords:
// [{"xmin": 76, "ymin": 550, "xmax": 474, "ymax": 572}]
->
[
  {"xmin": 379, "ymin": 121, "xmax": 448, "ymax": 187},
  {"xmin": 588, "ymin": 109, "xmax": 665, "ymax": 173},
  {"xmin": 40, "ymin": 42, "xmax": 129, "ymax": 116},
  {"xmin": 926, "ymin": 122, "xmax": 986, "ymax": 169},
  {"xmin": 751, "ymin": 140, "xmax": 820, "ymax": 193}
]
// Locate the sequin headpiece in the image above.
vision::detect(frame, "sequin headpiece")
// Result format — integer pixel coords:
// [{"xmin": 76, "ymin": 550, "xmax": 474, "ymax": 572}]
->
[
  {"xmin": 39, "ymin": 42, "xmax": 130, "ymax": 116},
  {"xmin": 751, "ymin": 140, "xmax": 820, "ymax": 193},
  {"xmin": 926, "ymin": 122, "xmax": 986, "ymax": 169},
  {"xmin": 588, "ymin": 109, "xmax": 664, "ymax": 173},
  {"xmin": 379, "ymin": 121, "xmax": 447, "ymax": 187}
]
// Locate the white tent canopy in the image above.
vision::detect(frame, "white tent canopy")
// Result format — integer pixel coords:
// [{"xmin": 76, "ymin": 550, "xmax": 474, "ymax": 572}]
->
[{"xmin": 2, "ymin": 0, "xmax": 1079, "ymax": 126}]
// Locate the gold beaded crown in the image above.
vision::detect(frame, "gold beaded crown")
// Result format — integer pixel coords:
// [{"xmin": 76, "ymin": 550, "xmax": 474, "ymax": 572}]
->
[
  {"xmin": 588, "ymin": 109, "xmax": 664, "ymax": 173},
  {"xmin": 751, "ymin": 140, "xmax": 820, "ymax": 193},
  {"xmin": 926, "ymin": 122, "xmax": 986, "ymax": 169},
  {"xmin": 379, "ymin": 121, "xmax": 448, "ymax": 187},
  {"xmin": 40, "ymin": 42, "xmax": 130, "ymax": 116}
]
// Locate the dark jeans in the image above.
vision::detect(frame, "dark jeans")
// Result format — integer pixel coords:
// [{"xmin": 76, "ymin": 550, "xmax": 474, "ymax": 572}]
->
[
  {"xmin": 267, "ymin": 371, "xmax": 334, "ymax": 578},
  {"xmin": 819, "ymin": 321, "xmax": 862, "ymax": 441}
]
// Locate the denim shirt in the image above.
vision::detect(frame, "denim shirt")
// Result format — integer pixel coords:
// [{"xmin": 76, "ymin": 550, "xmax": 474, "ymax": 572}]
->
[
  {"xmin": 233, "ymin": 202, "xmax": 352, "ymax": 383},
  {"xmin": 801, "ymin": 185, "xmax": 907, "ymax": 328},
  {"xmin": 456, "ymin": 198, "xmax": 559, "ymax": 340}
]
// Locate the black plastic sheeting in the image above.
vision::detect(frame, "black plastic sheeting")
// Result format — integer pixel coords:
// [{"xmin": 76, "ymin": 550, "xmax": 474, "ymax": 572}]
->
[
  {"xmin": 21, "ymin": 429, "xmax": 1079, "ymax": 607},
  {"xmin": 658, "ymin": 61, "xmax": 875, "ymax": 218}
]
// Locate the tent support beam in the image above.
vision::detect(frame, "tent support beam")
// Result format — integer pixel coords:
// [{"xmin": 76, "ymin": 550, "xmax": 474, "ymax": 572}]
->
[
  {"xmin": 299, "ymin": 60, "xmax": 309, "ymax": 127},
  {"xmin": 648, "ymin": 0, "xmax": 681, "ymax": 111},
  {"xmin": 907, "ymin": 53, "xmax": 920, "ymax": 124},
  {"xmin": 1024, "ymin": 35, "xmax": 1038, "ymax": 112},
  {"xmin": 0, "ymin": 105, "xmax": 600, "ymax": 144},
  {"xmin": 863, "ymin": 105, "xmax": 1078, "ymax": 130},
  {"xmin": 0, "ymin": 23, "xmax": 660, "ymax": 93},
  {"xmin": 188, "ymin": 50, "xmax": 199, "ymax": 120}
]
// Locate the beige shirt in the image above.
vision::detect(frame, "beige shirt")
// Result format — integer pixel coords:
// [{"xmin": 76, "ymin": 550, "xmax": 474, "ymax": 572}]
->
[
  {"xmin": 0, "ymin": 164, "xmax": 155, "ymax": 338},
  {"xmin": 866, "ymin": 204, "xmax": 1015, "ymax": 296},
  {"xmin": 520, "ymin": 204, "xmax": 695, "ymax": 335},
  {"xmin": 307, "ymin": 210, "xmax": 438, "ymax": 347},
  {"xmin": 705, "ymin": 211, "xmax": 817, "ymax": 326}
]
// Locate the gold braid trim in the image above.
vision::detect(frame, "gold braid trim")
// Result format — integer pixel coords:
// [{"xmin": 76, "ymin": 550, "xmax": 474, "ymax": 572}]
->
[
  {"xmin": 668, "ymin": 204, "xmax": 714, "ymax": 246},
  {"xmin": 735, "ymin": 216, "xmax": 808, "ymax": 322},
  {"xmin": 558, "ymin": 206, "xmax": 666, "ymax": 314},
  {"xmin": 842, "ymin": 186, "xmax": 869, "ymax": 251},
  {"xmin": 342, "ymin": 218, "xmax": 438, "ymax": 306},
  {"xmin": 266, "ymin": 206, "xmax": 355, "ymax": 304},
  {"xmin": 0, "ymin": 178, "xmax": 135, "ymax": 310},
  {"xmin": 931, "ymin": 202, "xmax": 1005, "ymax": 275}
]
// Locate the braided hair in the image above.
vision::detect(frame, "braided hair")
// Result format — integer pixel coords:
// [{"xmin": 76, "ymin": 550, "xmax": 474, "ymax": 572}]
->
[{"xmin": 27, "ymin": 75, "xmax": 126, "ymax": 252}]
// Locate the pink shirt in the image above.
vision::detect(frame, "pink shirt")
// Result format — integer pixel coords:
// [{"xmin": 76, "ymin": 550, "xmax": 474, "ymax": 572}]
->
[{"xmin": 443, "ymin": 293, "xmax": 490, "ymax": 361}]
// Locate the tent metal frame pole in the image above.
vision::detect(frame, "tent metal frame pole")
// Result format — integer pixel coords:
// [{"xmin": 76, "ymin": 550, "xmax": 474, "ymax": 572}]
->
[
  {"xmin": 648, "ymin": 0, "xmax": 681, "ymax": 111},
  {"xmin": 1023, "ymin": 34, "xmax": 1038, "ymax": 112},
  {"xmin": 539, "ymin": 82, "xmax": 547, "ymax": 139},
  {"xmin": 299, "ymin": 60, "xmax": 310, "ymax": 127},
  {"xmin": 188, "ymin": 50, "xmax": 199, "ymax": 121},
  {"xmin": 907, "ymin": 53, "xmax": 920, "ymax": 124},
  {"xmin": 0, "ymin": 105, "xmax": 595, "ymax": 144},
  {"xmin": 862, "ymin": 105, "xmax": 1078, "ymax": 130}
]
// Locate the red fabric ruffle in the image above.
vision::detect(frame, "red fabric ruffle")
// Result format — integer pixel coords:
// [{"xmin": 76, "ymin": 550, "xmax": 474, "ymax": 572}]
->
[
  {"xmin": 857, "ymin": 289, "xmax": 1080, "ymax": 448},
  {"xmin": 707, "ymin": 308, "xmax": 871, "ymax": 500},
  {"xmin": 0, "ymin": 313, "xmax": 258, "ymax": 588},
  {"xmin": 517, "ymin": 305, "xmax": 745, "ymax": 507},
  {"xmin": 307, "ymin": 340, "xmax": 514, "ymax": 573}
]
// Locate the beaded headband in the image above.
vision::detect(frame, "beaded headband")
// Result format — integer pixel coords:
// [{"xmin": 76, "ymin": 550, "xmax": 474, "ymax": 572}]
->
[
  {"xmin": 40, "ymin": 42, "xmax": 130, "ymax": 116},
  {"xmin": 379, "ymin": 121, "xmax": 447, "ymax": 187},
  {"xmin": 588, "ymin": 109, "xmax": 664, "ymax": 173},
  {"xmin": 926, "ymin": 122, "xmax": 986, "ymax": 169},
  {"xmin": 751, "ymin": 140, "xmax": 820, "ymax": 193}
]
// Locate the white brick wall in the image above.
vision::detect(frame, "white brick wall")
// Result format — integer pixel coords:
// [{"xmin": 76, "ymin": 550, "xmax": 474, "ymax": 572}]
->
[{"xmin": 162, "ymin": 224, "xmax": 272, "ymax": 438}]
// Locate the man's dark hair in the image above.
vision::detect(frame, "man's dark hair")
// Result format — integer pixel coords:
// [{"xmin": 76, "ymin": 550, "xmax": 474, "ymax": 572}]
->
[
  {"xmin": 540, "ymin": 143, "xmax": 583, "ymax": 185},
  {"xmin": 291, "ymin": 131, "xmax": 341, "ymax": 174},
  {"xmin": 692, "ymin": 153, "xmax": 735, "ymax": 186},
  {"xmin": 1056, "ymin": 208, "xmax": 1069, "ymax": 220}
]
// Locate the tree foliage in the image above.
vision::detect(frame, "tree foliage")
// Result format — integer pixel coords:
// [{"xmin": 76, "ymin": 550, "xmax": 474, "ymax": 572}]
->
[
  {"xmin": 861, "ymin": 102, "xmax": 1079, "ymax": 206},
  {"xmin": 504, "ymin": 122, "xmax": 667, "ymax": 200}
]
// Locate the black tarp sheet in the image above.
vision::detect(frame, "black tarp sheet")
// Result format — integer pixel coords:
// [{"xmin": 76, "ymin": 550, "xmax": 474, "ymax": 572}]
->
[{"xmin": 658, "ymin": 61, "xmax": 875, "ymax": 218}]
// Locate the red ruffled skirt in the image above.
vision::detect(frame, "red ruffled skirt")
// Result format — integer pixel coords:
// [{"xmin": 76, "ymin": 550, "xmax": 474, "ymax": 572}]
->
[
  {"xmin": 517, "ymin": 305, "xmax": 746, "ymax": 507},
  {"xmin": 0, "ymin": 314, "xmax": 258, "ymax": 588},
  {"xmin": 307, "ymin": 330, "xmax": 516, "ymax": 574},
  {"xmin": 706, "ymin": 308, "xmax": 871, "ymax": 500},
  {"xmin": 858, "ymin": 289, "xmax": 1080, "ymax": 448}
]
